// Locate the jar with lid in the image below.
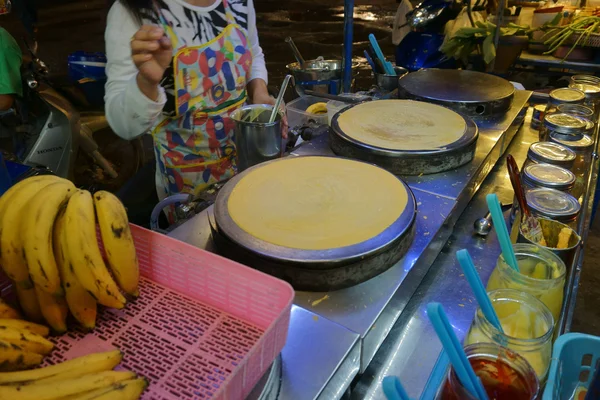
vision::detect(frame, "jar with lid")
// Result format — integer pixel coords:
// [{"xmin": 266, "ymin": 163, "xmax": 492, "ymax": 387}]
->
[
  {"xmin": 569, "ymin": 75, "xmax": 600, "ymax": 112},
  {"xmin": 557, "ymin": 103, "xmax": 595, "ymax": 136},
  {"xmin": 522, "ymin": 142, "xmax": 576, "ymax": 172},
  {"xmin": 545, "ymin": 87, "xmax": 586, "ymax": 115},
  {"xmin": 550, "ymin": 133, "xmax": 594, "ymax": 199},
  {"xmin": 487, "ymin": 243, "xmax": 566, "ymax": 321},
  {"xmin": 511, "ymin": 187, "xmax": 581, "ymax": 237},
  {"xmin": 539, "ymin": 113, "xmax": 587, "ymax": 142},
  {"xmin": 438, "ymin": 343, "xmax": 540, "ymax": 400},
  {"xmin": 510, "ymin": 163, "xmax": 577, "ymax": 223},
  {"xmin": 464, "ymin": 289, "xmax": 555, "ymax": 381}
]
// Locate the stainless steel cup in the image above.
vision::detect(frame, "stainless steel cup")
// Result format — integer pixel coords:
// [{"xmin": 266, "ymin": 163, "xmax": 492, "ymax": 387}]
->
[
  {"xmin": 231, "ymin": 104, "xmax": 282, "ymax": 173},
  {"xmin": 517, "ymin": 217, "xmax": 581, "ymax": 268},
  {"xmin": 373, "ymin": 66, "xmax": 408, "ymax": 92}
]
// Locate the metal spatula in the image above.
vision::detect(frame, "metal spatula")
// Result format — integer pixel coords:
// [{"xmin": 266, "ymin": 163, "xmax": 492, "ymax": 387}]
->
[{"xmin": 506, "ymin": 155, "xmax": 546, "ymax": 246}]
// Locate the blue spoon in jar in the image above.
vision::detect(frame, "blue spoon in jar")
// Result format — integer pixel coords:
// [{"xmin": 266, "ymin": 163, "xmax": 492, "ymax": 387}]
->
[
  {"xmin": 456, "ymin": 249, "xmax": 504, "ymax": 334},
  {"xmin": 486, "ymin": 194, "xmax": 520, "ymax": 272}
]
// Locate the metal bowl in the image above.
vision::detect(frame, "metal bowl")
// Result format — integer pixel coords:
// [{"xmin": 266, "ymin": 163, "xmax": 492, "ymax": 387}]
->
[
  {"xmin": 373, "ymin": 66, "xmax": 408, "ymax": 92},
  {"xmin": 286, "ymin": 59, "xmax": 343, "ymax": 82},
  {"xmin": 517, "ymin": 217, "xmax": 581, "ymax": 267}
]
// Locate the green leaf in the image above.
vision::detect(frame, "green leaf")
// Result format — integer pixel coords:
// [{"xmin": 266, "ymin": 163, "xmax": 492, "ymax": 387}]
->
[{"xmin": 483, "ymin": 34, "xmax": 496, "ymax": 64}]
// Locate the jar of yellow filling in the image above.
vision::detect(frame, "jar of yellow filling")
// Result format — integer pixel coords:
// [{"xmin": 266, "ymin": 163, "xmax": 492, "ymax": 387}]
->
[
  {"xmin": 464, "ymin": 289, "xmax": 555, "ymax": 381},
  {"xmin": 487, "ymin": 243, "xmax": 566, "ymax": 322}
]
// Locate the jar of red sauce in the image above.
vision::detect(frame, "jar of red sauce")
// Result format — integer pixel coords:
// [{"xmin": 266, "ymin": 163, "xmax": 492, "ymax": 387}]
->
[{"xmin": 438, "ymin": 343, "xmax": 539, "ymax": 400}]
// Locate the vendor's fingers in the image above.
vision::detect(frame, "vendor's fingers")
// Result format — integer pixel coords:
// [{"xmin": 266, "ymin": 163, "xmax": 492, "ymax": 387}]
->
[
  {"xmin": 132, "ymin": 53, "xmax": 152, "ymax": 66},
  {"xmin": 133, "ymin": 25, "xmax": 165, "ymax": 41},
  {"xmin": 159, "ymin": 35, "xmax": 172, "ymax": 50},
  {"xmin": 131, "ymin": 39, "xmax": 161, "ymax": 54}
]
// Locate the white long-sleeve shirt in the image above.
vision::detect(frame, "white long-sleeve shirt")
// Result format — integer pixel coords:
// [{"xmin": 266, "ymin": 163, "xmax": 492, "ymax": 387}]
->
[{"xmin": 104, "ymin": 0, "xmax": 268, "ymax": 140}]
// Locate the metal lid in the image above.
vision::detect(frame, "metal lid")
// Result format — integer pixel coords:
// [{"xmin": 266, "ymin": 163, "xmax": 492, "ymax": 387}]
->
[
  {"xmin": 526, "ymin": 187, "xmax": 581, "ymax": 221},
  {"xmin": 522, "ymin": 163, "xmax": 576, "ymax": 191},
  {"xmin": 549, "ymin": 88, "xmax": 585, "ymax": 105},
  {"xmin": 557, "ymin": 104, "xmax": 595, "ymax": 133},
  {"xmin": 550, "ymin": 133, "xmax": 594, "ymax": 153},
  {"xmin": 557, "ymin": 103, "xmax": 594, "ymax": 118},
  {"xmin": 543, "ymin": 113, "xmax": 588, "ymax": 135},
  {"xmin": 569, "ymin": 82, "xmax": 600, "ymax": 99},
  {"xmin": 528, "ymin": 142, "xmax": 576, "ymax": 168}
]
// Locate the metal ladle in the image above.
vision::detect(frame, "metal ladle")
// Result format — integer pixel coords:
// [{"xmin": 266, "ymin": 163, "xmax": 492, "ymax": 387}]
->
[{"xmin": 285, "ymin": 37, "xmax": 306, "ymax": 69}]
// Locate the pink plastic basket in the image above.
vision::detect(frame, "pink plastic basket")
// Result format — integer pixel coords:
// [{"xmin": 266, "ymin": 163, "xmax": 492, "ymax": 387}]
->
[{"xmin": 0, "ymin": 225, "xmax": 294, "ymax": 400}]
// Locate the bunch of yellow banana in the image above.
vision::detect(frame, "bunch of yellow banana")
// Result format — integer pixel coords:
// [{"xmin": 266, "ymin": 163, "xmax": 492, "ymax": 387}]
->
[
  {"xmin": 0, "ymin": 176, "xmax": 140, "ymax": 332},
  {"xmin": 0, "ymin": 315, "xmax": 52, "ymax": 371},
  {"xmin": 0, "ymin": 349, "xmax": 147, "ymax": 400}
]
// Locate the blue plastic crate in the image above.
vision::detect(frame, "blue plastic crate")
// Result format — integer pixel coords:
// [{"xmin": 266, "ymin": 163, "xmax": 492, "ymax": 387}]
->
[{"xmin": 544, "ymin": 333, "xmax": 600, "ymax": 400}]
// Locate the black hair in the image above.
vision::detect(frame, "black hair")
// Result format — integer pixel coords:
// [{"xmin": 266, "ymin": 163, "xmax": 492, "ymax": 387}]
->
[{"xmin": 118, "ymin": 0, "xmax": 153, "ymax": 25}]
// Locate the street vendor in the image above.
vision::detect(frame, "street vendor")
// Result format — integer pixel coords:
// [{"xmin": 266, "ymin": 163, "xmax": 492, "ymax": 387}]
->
[{"xmin": 104, "ymin": 0, "xmax": 281, "ymax": 214}]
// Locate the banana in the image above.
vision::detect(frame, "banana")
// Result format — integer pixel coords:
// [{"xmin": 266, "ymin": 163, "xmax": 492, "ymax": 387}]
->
[
  {"xmin": 35, "ymin": 284, "xmax": 68, "ymax": 333},
  {"xmin": 0, "ymin": 319, "xmax": 49, "ymax": 337},
  {"xmin": 54, "ymin": 208, "xmax": 97, "ymax": 329},
  {"xmin": 93, "ymin": 191, "xmax": 139, "ymax": 297},
  {"xmin": 306, "ymin": 102, "xmax": 328, "ymax": 114},
  {"xmin": 35, "ymin": 353, "xmax": 123, "ymax": 385},
  {"xmin": 0, "ymin": 326, "xmax": 54, "ymax": 355},
  {"xmin": 14, "ymin": 284, "xmax": 44, "ymax": 322},
  {"xmin": 0, "ymin": 339, "xmax": 43, "ymax": 371},
  {"xmin": 64, "ymin": 190, "xmax": 126, "ymax": 309},
  {"xmin": 63, "ymin": 378, "xmax": 148, "ymax": 400},
  {"xmin": 0, "ymin": 350, "xmax": 122, "ymax": 384},
  {"xmin": 0, "ymin": 175, "xmax": 62, "ymax": 287},
  {"xmin": 22, "ymin": 180, "xmax": 76, "ymax": 295},
  {"xmin": 0, "ymin": 298, "xmax": 21, "ymax": 319},
  {"xmin": 0, "ymin": 370, "xmax": 136, "ymax": 400}
]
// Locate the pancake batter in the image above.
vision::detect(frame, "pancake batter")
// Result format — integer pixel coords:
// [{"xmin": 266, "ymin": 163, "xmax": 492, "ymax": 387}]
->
[
  {"xmin": 337, "ymin": 100, "xmax": 467, "ymax": 151},
  {"xmin": 227, "ymin": 157, "xmax": 408, "ymax": 250}
]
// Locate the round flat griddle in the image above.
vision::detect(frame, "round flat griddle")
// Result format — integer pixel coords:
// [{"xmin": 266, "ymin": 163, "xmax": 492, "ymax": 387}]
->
[
  {"xmin": 398, "ymin": 69, "xmax": 515, "ymax": 117},
  {"xmin": 212, "ymin": 156, "xmax": 416, "ymax": 291},
  {"xmin": 330, "ymin": 99, "xmax": 478, "ymax": 175}
]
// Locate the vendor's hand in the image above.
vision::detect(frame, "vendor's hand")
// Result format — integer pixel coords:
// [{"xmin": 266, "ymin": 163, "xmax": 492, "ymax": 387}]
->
[{"xmin": 131, "ymin": 25, "xmax": 172, "ymax": 101}]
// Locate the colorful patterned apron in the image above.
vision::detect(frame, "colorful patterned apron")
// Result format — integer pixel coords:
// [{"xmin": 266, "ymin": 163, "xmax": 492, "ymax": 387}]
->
[{"xmin": 152, "ymin": 7, "xmax": 252, "ymax": 212}]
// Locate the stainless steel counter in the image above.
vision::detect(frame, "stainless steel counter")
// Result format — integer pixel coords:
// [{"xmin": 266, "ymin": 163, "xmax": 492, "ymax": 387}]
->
[
  {"xmin": 168, "ymin": 92, "xmax": 539, "ymax": 399},
  {"xmin": 352, "ymin": 109, "xmax": 599, "ymax": 400}
]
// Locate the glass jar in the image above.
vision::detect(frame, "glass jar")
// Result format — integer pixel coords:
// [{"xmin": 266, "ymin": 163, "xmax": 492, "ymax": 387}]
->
[
  {"xmin": 557, "ymin": 104, "xmax": 595, "ymax": 136},
  {"xmin": 569, "ymin": 75, "xmax": 600, "ymax": 112},
  {"xmin": 522, "ymin": 163, "xmax": 576, "ymax": 193},
  {"xmin": 527, "ymin": 187, "xmax": 580, "ymax": 224},
  {"xmin": 487, "ymin": 243, "xmax": 566, "ymax": 321},
  {"xmin": 539, "ymin": 113, "xmax": 588, "ymax": 142},
  {"xmin": 522, "ymin": 142, "xmax": 576, "ymax": 172},
  {"xmin": 550, "ymin": 133, "xmax": 593, "ymax": 199},
  {"xmin": 438, "ymin": 343, "xmax": 540, "ymax": 400},
  {"xmin": 464, "ymin": 289, "xmax": 555, "ymax": 381},
  {"xmin": 545, "ymin": 87, "xmax": 586, "ymax": 115},
  {"xmin": 510, "ymin": 163, "xmax": 577, "ymax": 223}
]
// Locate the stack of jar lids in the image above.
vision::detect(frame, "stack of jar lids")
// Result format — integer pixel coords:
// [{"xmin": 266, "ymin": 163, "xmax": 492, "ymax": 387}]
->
[
  {"xmin": 522, "ymin": 163, "xmax": 576, "ymax": 191},
  {"xmin": 525, "ymin": 187, "xmax": 581, "ymax": 223},
  {"xmin": 527, "ymin": 142, "xmax": 576, "ymax": 169}
]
